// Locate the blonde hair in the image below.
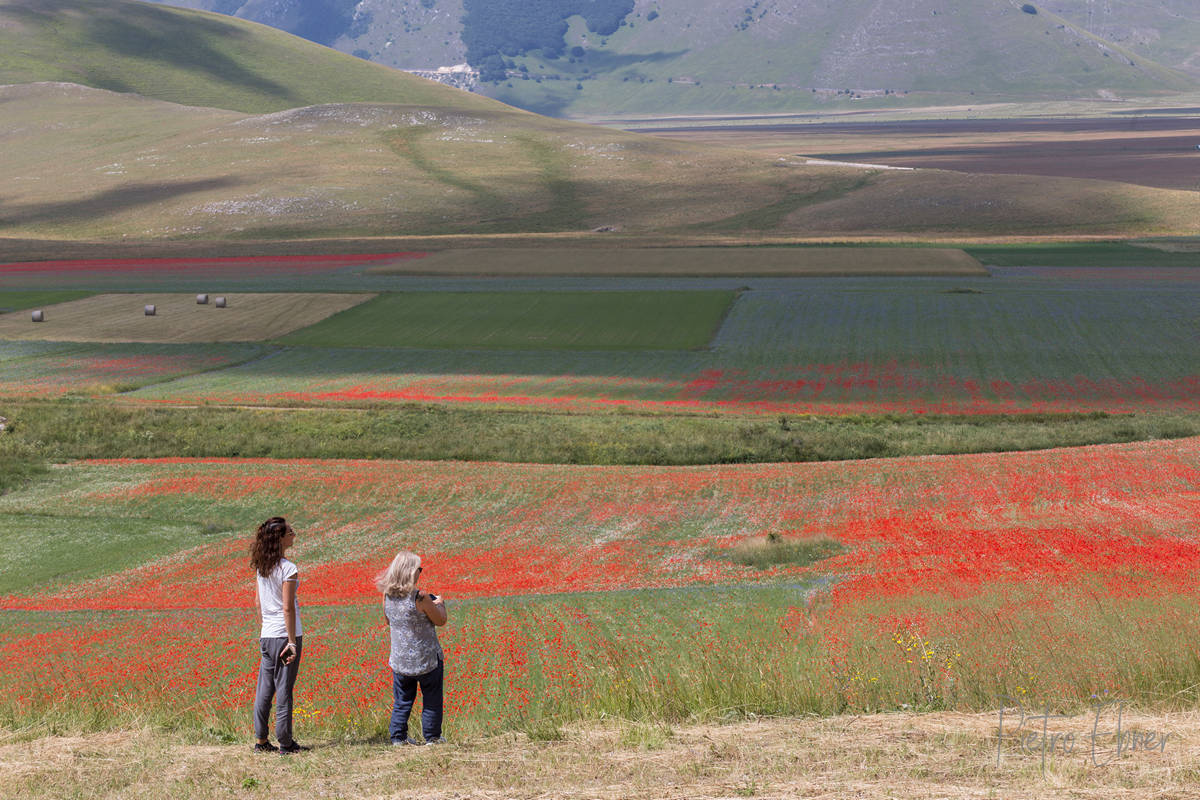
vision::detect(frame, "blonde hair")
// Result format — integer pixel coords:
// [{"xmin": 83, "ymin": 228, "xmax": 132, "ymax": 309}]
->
[{"xmin": 376, "ymin": 550, "xmax": 421, "ymax": 597}]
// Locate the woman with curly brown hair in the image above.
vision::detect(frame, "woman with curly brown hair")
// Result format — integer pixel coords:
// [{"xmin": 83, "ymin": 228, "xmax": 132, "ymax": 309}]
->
[{"xmin": 250, "ymin": 516, "xmax": 308, "ymax": 754}]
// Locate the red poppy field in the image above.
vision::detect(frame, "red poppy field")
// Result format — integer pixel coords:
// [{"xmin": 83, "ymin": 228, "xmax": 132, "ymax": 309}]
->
[
  {"xmin": 2, "ymin": 438, "xmax": 1199, "ymax": 736},
  {"xmin": 130, "ymin": 361, "xmax": 1200, "ymax": 416},
  {"xmin": 2, "ymin": 254, "xmax": 1200, "ymax": 740}
]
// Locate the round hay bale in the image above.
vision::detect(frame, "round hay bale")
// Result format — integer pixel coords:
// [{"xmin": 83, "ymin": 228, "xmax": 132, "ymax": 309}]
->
[
  {"xmin": 196, "ymin": 294, "xmax": 209, "ymax": 304},
  {"xmin": 144, "ymin": 305, "xmax": 157, "ymax": 316},
  {"xmin": 31, "ymin": 310, "xmax": 44, "ymax": 322},
  {"xmin": 214, "ymin": 296, "xmax": 227, "ymax": 308}
]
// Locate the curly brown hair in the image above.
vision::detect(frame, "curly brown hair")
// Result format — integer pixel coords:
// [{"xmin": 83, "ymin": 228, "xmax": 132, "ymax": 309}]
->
[{"xmin": 249, "ymin": 516, "xmax": 291, "ymax": 577}]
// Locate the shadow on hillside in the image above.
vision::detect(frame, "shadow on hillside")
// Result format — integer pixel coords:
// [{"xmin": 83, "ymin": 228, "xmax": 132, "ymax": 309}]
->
[
  {"xmin": 582, "ymin": 49, "xmax": 689, "ymax": 71},
  {"xmin": 76, "ymin": 70, "xmax": 135, "ymax": 95},
  {"xmin": 0, "ymin": 178, "xmax": 245, "ymax": 226},
  {"xmin": 0, "ymin": 0, "xmax": 299, "ymax": 104},
  {"xmin": 499, "ymin": 90, "xmax": 573, "ymax": 119}
]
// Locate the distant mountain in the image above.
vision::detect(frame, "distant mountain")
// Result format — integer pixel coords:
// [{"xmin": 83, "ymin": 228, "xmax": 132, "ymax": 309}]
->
[{"xmin": 146, "ymin": 0, "xmax": 1200, "ymax": 116}]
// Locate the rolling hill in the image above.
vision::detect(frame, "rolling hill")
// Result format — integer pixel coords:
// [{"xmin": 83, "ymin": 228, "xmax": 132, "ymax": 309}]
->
[
  {"xmin": 145, "ymin": 0, "xmax": 1200, "ymax": 117},
  {"xmin": 0, "ymin": 0, "xmax": 500, "ymax": 113},
  {"xmin": 4, "ymin": 81, "xmax": 1200, "ymax": 242},
  {"xmin": 2, "ymin": 0, "xmax": 1198, "ymax": 243}
]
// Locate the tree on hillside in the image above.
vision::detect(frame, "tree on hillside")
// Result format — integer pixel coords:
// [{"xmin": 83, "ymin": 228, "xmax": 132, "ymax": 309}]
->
[{"xmin": 462, "ymin": 0, "xmax": 634, "ymax": 81}]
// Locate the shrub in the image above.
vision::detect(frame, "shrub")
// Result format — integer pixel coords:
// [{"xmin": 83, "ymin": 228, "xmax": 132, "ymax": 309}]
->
[{"xmin": 720, "ymin": 533, "xmax": 844, "ymax": 570}]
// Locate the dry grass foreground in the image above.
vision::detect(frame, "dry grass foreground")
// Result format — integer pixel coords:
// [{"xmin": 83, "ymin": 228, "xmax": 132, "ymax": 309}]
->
[
  {"xmin": 4, "ymin": 711, "xmax": 1200, "ymax": 799},
  {"xmin": 366, "ymin": 247, "xmax": 987, "ymax": 277},
  {"xmin": 0, "ymin": 293, "xmax": 374, "ymax": 343}
]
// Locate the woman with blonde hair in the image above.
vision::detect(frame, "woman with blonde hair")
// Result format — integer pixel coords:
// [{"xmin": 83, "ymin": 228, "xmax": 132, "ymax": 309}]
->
[
  {"xmin": 250, "ymin": 516, "xmax": 308, "ymax": 754},
  {"xmin": 378, "ymin": 550, "xmax": 447, "ymax": 745}
]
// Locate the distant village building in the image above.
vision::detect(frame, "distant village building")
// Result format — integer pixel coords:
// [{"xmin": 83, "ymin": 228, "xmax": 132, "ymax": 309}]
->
[{"xmin": 406, "ymin": 64, "xmax": 480, "ymax": 93}]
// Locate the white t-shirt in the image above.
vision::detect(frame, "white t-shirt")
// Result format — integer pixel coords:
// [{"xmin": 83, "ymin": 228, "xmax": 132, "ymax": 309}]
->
[{"xmin": 257, "ymin": 558, "xmax": 302, "ymax": 639}]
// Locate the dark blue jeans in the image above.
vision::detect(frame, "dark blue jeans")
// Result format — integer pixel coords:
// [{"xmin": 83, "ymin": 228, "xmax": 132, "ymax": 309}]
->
[{"xmin": 390, "ymin": 659, "xmax": 443, "ymax": 742}]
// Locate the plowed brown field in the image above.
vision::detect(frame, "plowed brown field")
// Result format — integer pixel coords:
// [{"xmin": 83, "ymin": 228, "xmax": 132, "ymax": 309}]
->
[{"xmin": 646, "ymin": 116, "xmax": 1200, "ymax": 191}]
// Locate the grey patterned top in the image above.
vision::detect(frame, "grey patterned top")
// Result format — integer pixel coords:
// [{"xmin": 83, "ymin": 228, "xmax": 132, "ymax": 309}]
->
[{"xmin": 384, "ymin": 591, "xmax": 443, "ymax": 676}]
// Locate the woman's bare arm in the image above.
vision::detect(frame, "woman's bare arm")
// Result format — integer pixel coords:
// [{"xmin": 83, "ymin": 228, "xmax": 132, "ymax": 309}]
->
[
  {"xmin": 281, "ymin": 577, "xmax": 298, "ymax": 662},
  {"xmin": 418, "ymin": 592, "xmax": 448, "ymax": 627}
]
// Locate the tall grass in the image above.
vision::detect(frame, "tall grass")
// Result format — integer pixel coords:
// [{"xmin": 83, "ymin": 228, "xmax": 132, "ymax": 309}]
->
[
  {"xmin": 5, "ymin": 585, "xmax": 1200, "ymax": 739},
  {"xmin": 0, "ymin": 453, "xmax": 45, "ymax": 497},
  {"xmin": 718, "ymin": 533, "xmax": 844, "ymax": 570},
  {"xmin": 4, "ymin": 400, "xmax": 1199, "ymax": 465}
]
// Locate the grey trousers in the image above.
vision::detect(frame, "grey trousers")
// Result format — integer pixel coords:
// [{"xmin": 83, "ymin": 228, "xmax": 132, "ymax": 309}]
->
[{"xmin": 253, "ymin": 636, "xmax": 302, "ymax": 743}]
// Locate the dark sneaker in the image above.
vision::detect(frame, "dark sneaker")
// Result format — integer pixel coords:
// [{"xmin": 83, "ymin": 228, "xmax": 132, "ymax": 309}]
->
[
  {"xmin": 253, "ymin": 741, "xmax": 278, "ymax": 753},
  {"xmin": 424, "ymin": 736, "xmax": 446, "ymax": 745},
  {"xmin": 392, "ymin": 738, "xmax": 422, "ymax": 746},
  {"xmin": 278, "ymin": 740, "xmax": 310, "ymax": 754}
]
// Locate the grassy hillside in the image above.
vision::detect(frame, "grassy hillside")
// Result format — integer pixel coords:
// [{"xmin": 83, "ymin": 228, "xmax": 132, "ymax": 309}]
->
[
  {"xmin": 0, "ymin": 0, "xmax": 501, "ymax": 113},
  {"xmin": 1052, "ymin": 0, "xmax": 1200, "ymax": 80},
  {"xmin": 153, "ymin": 1, "xmax": 1200, "ymax": 117},
  {"xmin": 490, "ymin": 0, "xmax": 1200, "ymax": 117},
  {"xmin": 3, "ymin": 82, "xmax": 1200, "ymax": 241}
]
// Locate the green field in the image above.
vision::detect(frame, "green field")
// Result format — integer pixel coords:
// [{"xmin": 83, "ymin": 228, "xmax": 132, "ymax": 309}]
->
[
  {"xmin": 108, "ymin": 274, "xmax": 1200, "ymax": 417},
  {"xmin": 966, "ymin": 242, "xmax": 1200, "ymax": 267},
  {"xmin": 0, "ymin": 291, "xmax": 93, "ymax": 313},
  {"xmin": 0, "ymin": 268, "xmax": 1196, "ymax": 484},
  {"xmin": 0, "ymin": 514, "xmax": 199, "ymax": 595},
  {"xmin": 278, "ymin": 291, "xmax": 736, "ymax": 350}
]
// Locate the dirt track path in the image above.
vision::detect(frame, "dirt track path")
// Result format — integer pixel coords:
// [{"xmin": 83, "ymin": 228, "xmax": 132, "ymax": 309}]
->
[{"xmin": 4, "ymin": 710, "xmax": 1199, "ymax": 799}]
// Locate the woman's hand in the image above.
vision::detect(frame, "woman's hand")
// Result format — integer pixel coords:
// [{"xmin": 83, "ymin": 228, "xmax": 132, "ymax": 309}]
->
[
  {"xmin": 418, "ymin": 591, "xmax": 448, "ymax": 627},
  {"xmin": 280, "ymin": 642, "xmax": 297, "ymax": 665}
]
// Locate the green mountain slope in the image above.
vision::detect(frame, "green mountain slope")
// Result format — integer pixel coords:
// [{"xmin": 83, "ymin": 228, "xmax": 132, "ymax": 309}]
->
[
  {"xmin": 0, "ymin": 0, "xmax": 500, "ymax": 113},
  {"xmin": 488, "ymin": 0, "xmax": 1200, "ymax": 117},
  {"xmin": 148, "ymin": 0, "xmax": 1200, "ymax": 116},
  {"xmin": 3, "ymin": 82, "xmax": 1199, "ymax": 241},
  {"xmin": 1051, "ymin": 0, "xmax": 1200, "ymax": 80}
]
